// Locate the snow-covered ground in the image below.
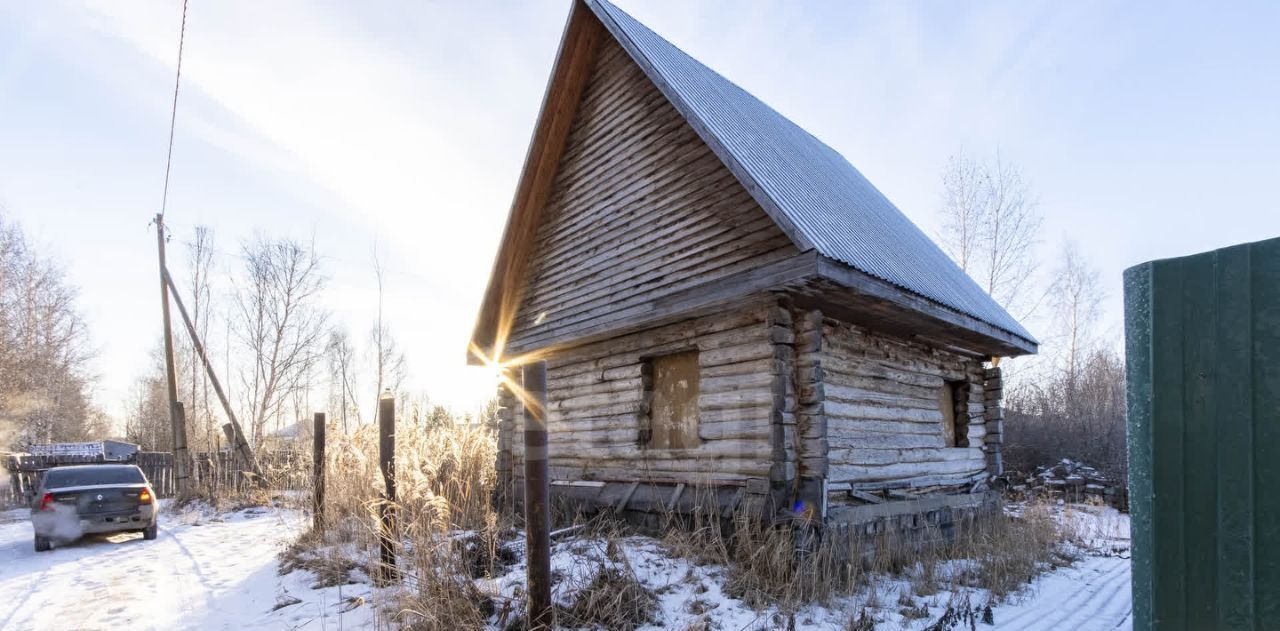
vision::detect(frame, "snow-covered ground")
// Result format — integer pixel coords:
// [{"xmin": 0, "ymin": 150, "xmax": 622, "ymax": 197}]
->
[
  {"xmin": 990, "ymin": 555, "xmax": 1131, "ymax": 630},
  {"xmin": 989, "ymin": 504, "xmax": 1132, "ymax": 631},
  {"xmin": 480, "ymin": 503, "xmax": 1133, "ymax": 630},
  {"xmin": 0, "ymin": 504, "xmax": 374, "ymax": 631},
  {"xmin": 0, "ymin": 502, "xmax": 1130, "ymax": 630}
]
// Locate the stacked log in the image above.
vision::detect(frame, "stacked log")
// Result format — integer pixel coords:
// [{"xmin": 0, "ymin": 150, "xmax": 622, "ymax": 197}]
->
[
  {"xmin": 983, "ymin": 367, "xmax": 1004, "ymax": 475},
  {"xmin": 820, "ymin": 318, "xmax": 989, "ymax": 494},
  {"xmin": 998, "ymin": 458, "xmax": 1126, "ymax": 509},
  {"xmin": 504, "ymin": 303, "xmax": 777, "ymax": 490}
]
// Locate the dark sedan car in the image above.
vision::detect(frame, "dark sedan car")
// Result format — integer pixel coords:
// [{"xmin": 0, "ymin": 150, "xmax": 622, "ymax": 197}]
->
[{"xmin": 29, "ymin": 464, "xmax": 159, "ymax": 551}]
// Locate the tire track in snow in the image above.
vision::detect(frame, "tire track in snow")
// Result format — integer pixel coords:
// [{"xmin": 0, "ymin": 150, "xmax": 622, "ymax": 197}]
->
[
  {"xmin": 0, "ymin": 508, "xmax": 335, "ymax": 631},
  {"xmin": 1019, "ymin": 558, "xmax": 1131, "ymax": 631},
  {"xmin": 1115, "ymin": 610, "xmax": 1134, "ymax": 629},
  {"xmin": 994, "ymin": 556, "xmax": 1131, "ymax": 631},
  {"xmin": 161, "ymin": 523, "xmax": 221, "ymax": 600},
  {"xmin": 0, "ymin": 527, "xmax": 151, "ymax": 630},
  {"xmin": 1010, "ymin": 557, "xmax": 1130, "ymax": 631},
  {"xmin": 1088, "ymin": 560, "xmax": 1135, "ymax": 626},
  {"xmin": 0, "ymin": 551, "xmax": 53, "ymax": 630}
]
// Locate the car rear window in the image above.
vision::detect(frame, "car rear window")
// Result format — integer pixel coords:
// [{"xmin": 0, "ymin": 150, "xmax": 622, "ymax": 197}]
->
[{"xmin": 43, "ymin": 466, "xmax": 145, "ymax": 488}]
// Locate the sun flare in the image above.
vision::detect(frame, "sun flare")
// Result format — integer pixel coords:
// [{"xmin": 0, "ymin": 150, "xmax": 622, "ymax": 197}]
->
[{"xmin": 468, "ymin": 341, "xmax": 548, "ymax": 418}]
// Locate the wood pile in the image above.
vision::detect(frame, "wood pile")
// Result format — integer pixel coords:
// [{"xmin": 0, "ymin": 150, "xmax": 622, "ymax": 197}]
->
[{"xmin": 997, "ymin": 458, "xmax": 1126, "ymax": 509}]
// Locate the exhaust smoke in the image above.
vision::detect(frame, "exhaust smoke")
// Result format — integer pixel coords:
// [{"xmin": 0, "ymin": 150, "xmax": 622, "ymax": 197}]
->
[{"xmin": 31, "ymin": 503, "xmax": 83, "ymax": 543}]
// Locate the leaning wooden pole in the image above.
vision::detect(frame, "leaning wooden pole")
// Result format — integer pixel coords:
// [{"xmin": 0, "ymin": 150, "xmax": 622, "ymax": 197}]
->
[
  {"xmin": 154, "ymin": 214, "xmax": 191, "ymax": 494},
  {"xmin": 522, "ymin": 362, "xmax": 552, "ymax": 630},
  {"xmin": 376, "ymin": 392, "xmax": 399, "ymax": 585},
  {"xmin": 163, "ymin": 268, "xmax": 265, "ymax": 484}
]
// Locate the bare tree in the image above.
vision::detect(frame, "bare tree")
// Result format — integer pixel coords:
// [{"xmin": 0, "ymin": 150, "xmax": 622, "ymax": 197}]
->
[
  {"xmin": 1005, "ymin": 348, "xmax": 1127, "ymax": 484},
  {"xmin": 369, "ymin": 249, "xmax": 407, "ymax": 404},
  {"xmin": 1004, "ymin": 245, "xmax": 1124, "ymax": 484},
  {"xmin": 1049, "ymin": 241, "xmax": 1104, "ymax": 384},
  {"xmin": 938, "ymin": 152, "xmax": 1043, "ymax": 316},
  {"xmin": 124, "ymin": 348, "xmax": 172, "ymax": 451},
  {"xmin": 939, "ymin": 154, "xmax": 986, "ymax": 272},
  {"xmin": 0, "ymin": 212, "xmax": 98, "ymax": 448},
  {"xmin": 325, "ymin": 327, "xmax": 360, "ymax": 434},
  {"xmin": 232, "ymin": 237, "xmax": 328, "ymax": 445},
  {"xmin": 185, "ymin": 226, "xmax": 216, "ymax": 452}
]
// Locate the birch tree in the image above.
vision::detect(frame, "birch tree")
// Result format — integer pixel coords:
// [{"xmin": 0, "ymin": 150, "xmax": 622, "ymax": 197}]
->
[
  {"xmin": 325, "ymin": 327, "xmax": 359, "ymax": 433},
  {"xmin": 184, "ymin": 226, "xmax": 216, "ymax": 451},
  {"xmin": 369, "ymin": 251, "xmax": 406, "ymax": 402},
  {"xmin": 233, "ymin": 237, "xmax": 328, "ymax": 445},
  {"xmin": 1048, "ymin": 241, "xmax": 1104, "ymax": 385},
  {"xmin": 938, "ymin": 152, "xmax": 1043, "ymax": 316},
  {"xmin": 1004, "ymin": 244, "xmax": 1123, "ymax": 482}
]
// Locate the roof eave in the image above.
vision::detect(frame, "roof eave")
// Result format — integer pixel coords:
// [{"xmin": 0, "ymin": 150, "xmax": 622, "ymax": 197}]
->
[
  {"xmin": 467, "ymin": 0, "xmax": 604, "ymax": 365},
  {"xmin": 814, "ymin": 255, "xmax": 1038, "ymax": 357}
]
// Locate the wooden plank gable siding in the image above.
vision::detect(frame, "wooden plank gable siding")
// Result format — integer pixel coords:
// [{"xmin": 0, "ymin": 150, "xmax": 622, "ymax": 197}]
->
[
  {"xmin": 819, "ymin": 318, "xmax": 990, "ymax": 492},
  {"xmin": 507, "ymin": 36, "xmax": 798, "ymax": 352},
  {"xmin": 499, "ymin": 302, "xmax": 778, "ymax": 490}
]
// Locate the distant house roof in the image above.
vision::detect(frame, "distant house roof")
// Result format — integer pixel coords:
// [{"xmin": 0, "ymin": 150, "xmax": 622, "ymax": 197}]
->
[{"xmin": 585, "ymin": 0, "xmax": 1033, "ymax": 343}]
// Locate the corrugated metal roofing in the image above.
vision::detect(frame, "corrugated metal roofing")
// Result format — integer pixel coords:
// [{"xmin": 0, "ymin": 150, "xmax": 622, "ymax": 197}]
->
[{"xmin": 584, "ymin": 0, "xmax": 1035, "ymax": 343}]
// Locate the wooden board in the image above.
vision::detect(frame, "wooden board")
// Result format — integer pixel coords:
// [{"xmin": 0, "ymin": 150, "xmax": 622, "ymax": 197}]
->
[{"xmin": 504, "ymin": 35, "xmax": 798, "ymax": 352}]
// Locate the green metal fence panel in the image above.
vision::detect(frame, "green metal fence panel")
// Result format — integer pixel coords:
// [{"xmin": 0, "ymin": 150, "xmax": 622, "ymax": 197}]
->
[{"xmin": 1125, "ymin": 236, "xmax": 1280, "ymax": 630}]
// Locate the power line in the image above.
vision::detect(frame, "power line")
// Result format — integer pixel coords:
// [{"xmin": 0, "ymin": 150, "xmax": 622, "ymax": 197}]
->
[{"xmin": 159, "ymin": 0, "xmax": 189, "ymax": 220}]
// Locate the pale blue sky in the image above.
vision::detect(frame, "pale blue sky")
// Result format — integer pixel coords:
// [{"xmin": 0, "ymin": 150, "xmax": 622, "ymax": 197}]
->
[{"xmin": 1, "ymin": 0, "xmax": 1277, "ymax": 421}]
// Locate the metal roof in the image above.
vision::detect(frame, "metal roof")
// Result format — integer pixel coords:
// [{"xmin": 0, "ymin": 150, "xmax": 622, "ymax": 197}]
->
[{"xmin": 584, "ymin": 0, "xmax": 1035, "ymax": 343}]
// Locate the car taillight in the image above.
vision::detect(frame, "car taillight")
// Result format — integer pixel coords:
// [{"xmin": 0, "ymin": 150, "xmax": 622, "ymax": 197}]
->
[
  {"xmin": 39, "ymin": 493, "xmax": 54, "ymax": 511},
  {"xmin": 139, "ymin": 488, "xmax": 152, "ymax": 505}
]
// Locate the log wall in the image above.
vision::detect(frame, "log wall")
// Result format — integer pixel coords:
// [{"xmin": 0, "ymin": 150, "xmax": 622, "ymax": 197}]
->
[
  {"xmin": 819, "ymin": 317, "xmax": 992, "ymax": 498},
  {"xmin": 496, "ymin": 301, "xmax": 779, "ymax": 503},
  {"xmin": 506, "ymin": 36, "xmax": 798, "ymax": 353},
  {"xmin": 494, "ymin": 302, "xmax": 1003, "ymax": 520}
]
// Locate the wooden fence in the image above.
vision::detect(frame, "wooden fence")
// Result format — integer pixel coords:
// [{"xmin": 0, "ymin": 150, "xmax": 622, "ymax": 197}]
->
[{"xmin": 2, "ymin": 450, "xmax": 311, "ymax": 508}]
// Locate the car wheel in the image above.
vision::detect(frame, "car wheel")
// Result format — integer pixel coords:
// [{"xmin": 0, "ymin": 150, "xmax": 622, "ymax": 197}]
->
[
  {"xmin": 34, "ymin": 535, "xmax": 51, "ymax": 552},
  {"xmin": 143, "ymin": 524, "xmax": 158, "ymax": 540}
]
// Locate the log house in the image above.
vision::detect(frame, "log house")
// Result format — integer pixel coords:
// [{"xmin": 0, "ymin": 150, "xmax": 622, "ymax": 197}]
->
[{"xmin": 469, "ymin": 0, "xmax": 1037, "ymax": 532}]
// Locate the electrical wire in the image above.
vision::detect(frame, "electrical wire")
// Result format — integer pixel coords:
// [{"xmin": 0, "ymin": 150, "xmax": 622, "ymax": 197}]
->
[{"xmin": 159, "ymin": 0, "xmax": 189, "ymax": 220}]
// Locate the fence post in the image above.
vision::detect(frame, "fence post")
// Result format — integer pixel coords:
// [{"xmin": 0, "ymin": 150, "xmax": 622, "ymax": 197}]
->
[
  {"xmin": 523, "ymin": 361, "xmax": 552, "ymax": 630},
  {"xmin": 313, "ymin": 412, "xmax": 326, "ymax": 534},
  {"xmin": 376, "ymin": 391, "xmax": 398, "ymax": 585}
]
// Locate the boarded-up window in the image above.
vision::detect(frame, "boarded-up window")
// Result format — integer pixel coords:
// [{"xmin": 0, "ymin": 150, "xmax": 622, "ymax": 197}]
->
[
  {"xmin": 939, "ymin": 380, "xmax": 970, "ymax": 448},
  {"xmin": 642, "ymin": 350, "xmax": 701, "ymax": 449}
]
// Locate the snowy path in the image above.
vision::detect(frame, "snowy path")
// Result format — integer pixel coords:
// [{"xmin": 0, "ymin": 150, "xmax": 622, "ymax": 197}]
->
[
  {"xmin": 991, "ymin": 554, "xmax": 1133, "ymax": 631},
  {"xmin": 0, "ymin": 503, "xmax": 1131, "ymax": 630},
  {"xmin": 0, "ymin": 506, "xmax": 373, "ymax": 631}
]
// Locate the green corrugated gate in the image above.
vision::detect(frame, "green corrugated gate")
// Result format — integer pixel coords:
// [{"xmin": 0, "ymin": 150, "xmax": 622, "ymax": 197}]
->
[{"xmin": 1124, "ymin": 236, "xmax": 1280, "ymax": 630}]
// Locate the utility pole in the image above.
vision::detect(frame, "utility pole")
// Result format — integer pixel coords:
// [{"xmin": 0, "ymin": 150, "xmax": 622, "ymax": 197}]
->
[{"xmin": 155, "ymin": 213, "xmax": 191, "ymax": 494}]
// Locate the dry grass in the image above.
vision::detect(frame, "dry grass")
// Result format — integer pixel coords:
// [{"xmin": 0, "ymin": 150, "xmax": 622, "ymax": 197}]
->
[
  {"xmin": 312, "ymin": 412, "xmax": 506, "ymax": 631},
  {"xmin": 264, "ymin": 400, "xmax": 1085, "ymax": 628},
  {"xmin": 560, "ymin": 563, "xmax": 657, "ymax": 631},
  {"xmin": 943, "ymin": 500, "xmax": 1078, "ymax": 598},
  {"xmin": 277, "ymin": 528, "xmax": 360, "ymax": 588},
  {"xmin": 657, "ymin": 492, "xmax": 1081, "ymax": 618}
]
